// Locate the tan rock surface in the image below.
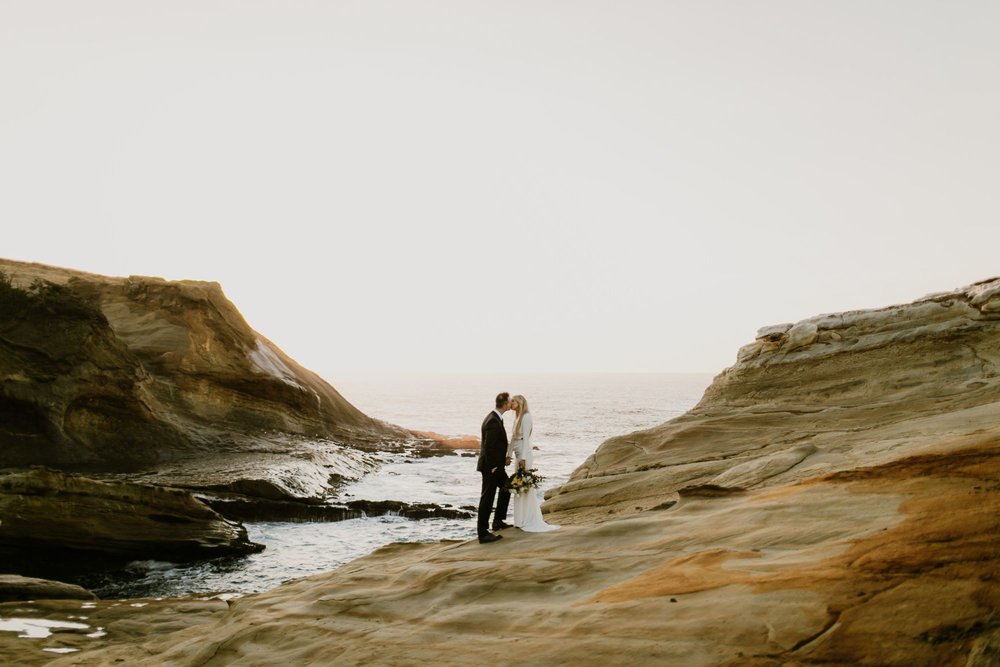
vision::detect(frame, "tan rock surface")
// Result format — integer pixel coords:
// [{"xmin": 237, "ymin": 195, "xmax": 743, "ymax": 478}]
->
[
  {"xmin": 0, "ymin": 596, "xmax": 230, "ymax": 666},
  {"xmin": 0, "ymin": 258, "xmax": 410, "ymax": 498},
  {"xmin": 549, "ymin": 276, "xmax": 1000, "ymax": 522},
  {"xmin": 12, "ymin": 277, "xmax": 1000, "ymax": 665},
  {"xmin": 33, "ymin": 442, "xmax": 1000, "ymax": 666}
]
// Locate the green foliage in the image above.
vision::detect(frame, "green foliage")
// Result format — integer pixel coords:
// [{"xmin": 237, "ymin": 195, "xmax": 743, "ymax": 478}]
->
[{"xmin": 0, "ymin": 270, "xmax": 105, "ymax": 325}]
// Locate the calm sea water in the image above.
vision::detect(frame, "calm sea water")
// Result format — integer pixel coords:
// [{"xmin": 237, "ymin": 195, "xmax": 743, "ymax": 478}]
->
[{"xmin": 83, "ymin": 373, "xmax": 713, "ymax": 598}]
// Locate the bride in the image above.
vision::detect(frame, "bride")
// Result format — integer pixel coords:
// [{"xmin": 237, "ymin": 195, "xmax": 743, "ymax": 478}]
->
[{"xmin": 507, "ymin": 395, "xmax": 558, "ymax": 532}]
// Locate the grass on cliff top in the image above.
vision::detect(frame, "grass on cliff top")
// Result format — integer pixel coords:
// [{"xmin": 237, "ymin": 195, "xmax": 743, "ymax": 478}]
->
[{"xmin": 0, "ymin": 270, "xmax": 105, "ymax": 325}]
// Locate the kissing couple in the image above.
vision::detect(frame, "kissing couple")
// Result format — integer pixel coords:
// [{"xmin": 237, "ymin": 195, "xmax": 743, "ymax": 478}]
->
[{"xmin": 476, "ymin": 391, "xmax": 559, "ymax": 544}]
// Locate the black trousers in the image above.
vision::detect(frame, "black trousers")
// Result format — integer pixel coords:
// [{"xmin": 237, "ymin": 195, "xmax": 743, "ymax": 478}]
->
[{"xmin": 477, "ymin": 468, "xmax": 511, "ymax": 537}]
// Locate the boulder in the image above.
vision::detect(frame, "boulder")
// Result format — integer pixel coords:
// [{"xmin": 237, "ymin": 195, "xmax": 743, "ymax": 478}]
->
[
  {"xmin": 755, "ymin": 322, "xmax": 792, "ymax": 339},
  {"xmin": 0, "ymin": 575, "xmax": 96, "ymax": 602},
  {"xmin": 783, "ymin": 321, "xmax": 818, "ymax": 350},
  {"xmin": 197, "ymin": 494, "xmax": 473, "ymax": 522},
  {"xmin": 0, "ymin": 468, "xmax": 263, "ymax": 562}
]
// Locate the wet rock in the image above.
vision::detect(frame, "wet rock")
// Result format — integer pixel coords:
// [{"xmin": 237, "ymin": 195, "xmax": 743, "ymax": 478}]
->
[
  {"xmin": 0, "ymin": 596, "xmax": 229, "ymax": 667},
  {"xmin": 198, "ymin": 497, "xmax": 362, "ymax": 523},
  {"xmin": 199, "ymin": 494, "xmax": 473, "ymax": 523},
  {"xmin": 103, "ymin": 439, "xmax": 383, "ymax": 504},
  {"xmin": 0, "ymin": 575, "xmax": 96, "ymax": 602},
  {"xmin": 0, "ymin": 468, "xmax": 263, "ymax": 562},
  {"xmin": 343, "ymin": 499, "xmax": 473, "ymax": 520},
  {"xmin": 410, "ymin": 432, "xmax": 479, "ymax": 457}
]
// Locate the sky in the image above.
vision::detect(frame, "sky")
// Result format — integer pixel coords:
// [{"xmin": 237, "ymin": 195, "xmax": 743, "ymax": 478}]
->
[{"xmin": 2, "ymin": 1, "xmax": 998, "ymax": 376}]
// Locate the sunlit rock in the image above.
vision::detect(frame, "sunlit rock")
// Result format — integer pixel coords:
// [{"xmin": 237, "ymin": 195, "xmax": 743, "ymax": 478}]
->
[
  {"xmin": 0, "ymin": 258, "xmax": 411, "ymax": 500},
  {"xmin": 20, "ymin": 276, "xmax": 1000, "ymax": 667},
  {"xmin": 552, "ymin": 275, "xmax": 1000, "ymax": 519},
  {"xmin": 783, "ymin": 321, "xmax": 818, "ymax": 350}
]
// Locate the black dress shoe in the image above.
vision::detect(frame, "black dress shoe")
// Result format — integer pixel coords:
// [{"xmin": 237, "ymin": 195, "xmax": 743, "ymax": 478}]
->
[
  {"xmin": 492, "ymin": 521, "xmax": 513, "ymax": 530},
  {"xmin": 478, "ymin": 533, "xmax": 503, "ymax": 544}
]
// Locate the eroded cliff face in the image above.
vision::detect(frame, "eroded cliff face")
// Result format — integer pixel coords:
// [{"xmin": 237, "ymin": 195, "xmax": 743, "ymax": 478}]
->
[
  {"xmin": 546, "ymin": 276, "xmax": 1000, "ymax": 521},
  {"xmin": 15, "ymin": 277, "xmax": 1000, "ymax": 666},
  {"xmin": 0, "ymin": 258, "xmax": 408, "ymax": 497}
]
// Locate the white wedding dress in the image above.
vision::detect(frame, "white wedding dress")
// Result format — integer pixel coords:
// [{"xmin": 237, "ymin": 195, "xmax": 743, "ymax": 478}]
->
[{"xmin": 508, "ymin": 413, "xmax": 559, "ymax": 532}]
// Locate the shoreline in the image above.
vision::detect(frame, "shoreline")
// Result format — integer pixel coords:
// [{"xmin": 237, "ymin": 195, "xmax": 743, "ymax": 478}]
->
[{"xmin": 4, "ymin": 266, "xmax": 1000, "ymax": 664}]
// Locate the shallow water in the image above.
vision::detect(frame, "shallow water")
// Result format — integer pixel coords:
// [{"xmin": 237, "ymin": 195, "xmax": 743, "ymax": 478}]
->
[
  {"xmin": 81, "ymin": 373, "xmax": 713, "ymax": 598},
  {"xmin": 0, "ymin": 618, "xmax": 89, "ymax": 640}
]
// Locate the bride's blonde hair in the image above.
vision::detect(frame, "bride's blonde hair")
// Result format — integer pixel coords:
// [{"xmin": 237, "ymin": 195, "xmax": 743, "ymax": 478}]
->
[{"xmin": 512, "ymin": 394, "xmax": 530, "ymax": 440}]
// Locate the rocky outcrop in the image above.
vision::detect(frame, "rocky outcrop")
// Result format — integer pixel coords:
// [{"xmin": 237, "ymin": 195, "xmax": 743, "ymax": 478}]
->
[
  {"xmin": 0, "ymin": 575, "xmax": 96, "ymax": 602},
  {"xmin": 21, "ymin": 277, "xmax": 1000, "ymax": 666},
  {"xmin": 0, "ymin": 258, "xmax": 412, "ymax": 499},
  {"xmin": 546, "ymin": 276, "xmax": 1000, "ymax": 520},
  {"xmin": 35, "ymin": 442, "xmax": 1000, "ymax": 667},
  {"xmin": 0, "ymin": 468, "xmax": 262, "ymax": 563},
  {"xmin": 198, "ymin": 495, "xmax": 474, "ymax": 522}
]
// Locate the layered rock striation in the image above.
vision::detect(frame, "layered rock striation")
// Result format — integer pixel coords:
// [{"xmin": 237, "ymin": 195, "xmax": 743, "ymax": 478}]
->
[
  {"xmin": 547, "ymin": 276, "xmax": 1000, "ymax": 521},
  {"xmin": 0, "ymin": 258, "xmax": 411, "ymax": 499},
  {"xmin": 16, "ymin": 277, "xmax": 1000, "ymax": 666},
  {"xmin": 0, "ymin": 468, "xmax": 262, "ymax": 566},
  {"xmin": 44, "ymin": 445, "xmax": 1000, "ymax": 667}
]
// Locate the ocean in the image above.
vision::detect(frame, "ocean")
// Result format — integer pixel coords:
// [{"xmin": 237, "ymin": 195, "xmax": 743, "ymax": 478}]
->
[{"xmin": 82, "ymin": 373, "xmax": 714, "ymax": 598}]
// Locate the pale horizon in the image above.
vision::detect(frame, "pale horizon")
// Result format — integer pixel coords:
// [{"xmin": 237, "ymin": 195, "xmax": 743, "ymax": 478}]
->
[{"xmin": 3, "ymin": 2, "xmax": 998, "ymax": 376}]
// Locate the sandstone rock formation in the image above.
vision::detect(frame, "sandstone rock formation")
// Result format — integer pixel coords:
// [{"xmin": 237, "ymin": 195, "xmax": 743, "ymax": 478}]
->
[
  {"xmin": 0, "ymin": 468, "xmax": 262, "ymax": 565},
  {"xmin": 13, "ymin": 277, "xmax": 1000, "ymax": 666},
  {"xmin": 0, "ymin": 258, "xmax": 412, "ymax": 500},
  {"xmin": 0, "ymin": 595, "xmax": 229, "ymax": 666},
  {"xmin": 0, "ymin": 575, "xmax": 96, "ymax": 602},
  {"xmin": 33, "ymin": 445, "xmax": 1000, "ymax": 667},
  {"xmin": 549, "ymin": 276, "xmax": 1000, "ymax": 521}
]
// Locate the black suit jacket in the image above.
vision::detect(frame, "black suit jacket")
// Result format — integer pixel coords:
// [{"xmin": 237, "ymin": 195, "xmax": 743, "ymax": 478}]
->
[{"xmin": 477, "ymin": 411, "xmax": 508, "ymax": 474}]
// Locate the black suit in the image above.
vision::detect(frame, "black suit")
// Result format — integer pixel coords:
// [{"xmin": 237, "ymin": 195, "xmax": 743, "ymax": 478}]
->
[{"xmin": 477, "ymin": 410, "xmax": 510, "ymax": 537}]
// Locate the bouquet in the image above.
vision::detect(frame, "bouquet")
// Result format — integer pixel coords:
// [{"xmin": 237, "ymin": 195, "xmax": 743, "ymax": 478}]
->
[{"xmin": 505, "ymin": 467, "xmax": 545, "ymax": 494}]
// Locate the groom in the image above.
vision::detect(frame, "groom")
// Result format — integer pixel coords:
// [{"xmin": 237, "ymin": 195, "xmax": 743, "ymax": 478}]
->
[{"xmin": 477, "ymin": 392, "xmax": 513, "ymax": 544}]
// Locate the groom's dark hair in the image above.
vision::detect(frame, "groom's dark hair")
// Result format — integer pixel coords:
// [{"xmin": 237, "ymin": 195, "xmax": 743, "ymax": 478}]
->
[{"xmin": 495, "ymin": 392, "xmax": 510, "ymax": 409}]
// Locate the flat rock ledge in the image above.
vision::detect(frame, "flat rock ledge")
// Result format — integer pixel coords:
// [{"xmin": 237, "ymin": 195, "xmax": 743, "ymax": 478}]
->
[
  {"xmin": 735, "ymin": 275, "xmax": 1000, "ymax": 368},
  {"xmin": 0, "ymin": 575, "xmax": 96, "ymax": 602},
  {"xmin": 0, "ymin": 468, "xmax": 263, "ymax": 563},
  {"xmin": 199, "ymin": 495, "xmax": 474, "ymax": 522}
]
